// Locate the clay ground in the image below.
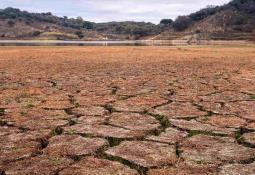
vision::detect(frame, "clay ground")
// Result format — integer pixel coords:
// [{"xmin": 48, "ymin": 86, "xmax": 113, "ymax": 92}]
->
[{"xmin": 0, "ymin": 46, "xmax": 255, "ymax": 175}]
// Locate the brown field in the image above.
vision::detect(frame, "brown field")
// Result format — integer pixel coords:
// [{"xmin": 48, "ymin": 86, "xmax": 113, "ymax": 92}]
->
[{"xmin": 0, "ymin": 46, "xmax": 255, "ymax": 174}]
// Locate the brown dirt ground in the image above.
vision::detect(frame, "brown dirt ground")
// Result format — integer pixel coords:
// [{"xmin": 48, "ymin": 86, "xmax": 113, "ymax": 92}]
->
[{"xmin": 0, "ymin": 46, "xmax": 255, "ymax": 175}]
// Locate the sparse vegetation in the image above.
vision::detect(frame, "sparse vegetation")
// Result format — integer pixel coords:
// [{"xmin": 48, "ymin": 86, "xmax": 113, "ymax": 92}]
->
[
  {"xmin": 7, "ymin": 20, "xmax": 15, "ymax": 27},
  {"xmin": 0, "ymin": 0, "xmax": 255, "ymax": 40},
  {"xmin": 75, "ymin": 31, "xmax": 84, "ymax": 39},
  {"xmin": 160, "ymin": 19, "xmax": 173, "ymax": 26},
  {"xmin": 0, "ymin": 108, "xmax": 5, "ymax": 116},
  {"xmin": 0, "ymin": 46, "xmax": 255, "ymax": 174},
  {"xmin": 173, "ymin": 16, "xmax": 192, "ymax": 31}
]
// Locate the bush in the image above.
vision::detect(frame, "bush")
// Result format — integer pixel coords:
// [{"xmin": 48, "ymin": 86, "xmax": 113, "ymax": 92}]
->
[
  {"xmin": 160, "ymin": 19, "xmax": 173, "ymax": 26},
  {"xmin": 75, "ymin": 31, "xmax": 84, "ymax": 39},
  {"xmin": 7, "ymin": 20, "xmax": 15, "ymax": 27},
  {"xmin": 173, "ymin": 16, "xmax": 192, "ymax": 31},
  {"xmin": 232, "ymin": 14, "xmax": 246, "ymax": 25},
  {"xmin": 195, "ymin": 29, "xmax": 201, "ymax": 34},
  {"xmin": 32, "ymin": 31, "xmax": 41, "ymax": 37},
  {"xmin": 83, "ymin": 22, "xmax": 94, "ymax": 30},
  {"xmin": 231, "ymin": 0, "xmax": 255, "ymax": 13},
  {"xmin": 189, "ymin": 6, "xmax": 218, "ymax": 21},
  {"xmin": 243, "ymin": 0, "xmax": 255, "ymax": 14}
]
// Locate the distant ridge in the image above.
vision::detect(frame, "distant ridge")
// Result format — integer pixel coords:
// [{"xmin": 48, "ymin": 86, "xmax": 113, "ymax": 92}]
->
[{"xmin": 0, "ymin": 0, "xmax": 254, "ymax": 41}]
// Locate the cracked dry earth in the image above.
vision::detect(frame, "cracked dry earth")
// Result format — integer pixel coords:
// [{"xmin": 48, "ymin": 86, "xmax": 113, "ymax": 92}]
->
[{"xmin": 0, "ymin": 46, "xmax": 255, "ymax": 175}]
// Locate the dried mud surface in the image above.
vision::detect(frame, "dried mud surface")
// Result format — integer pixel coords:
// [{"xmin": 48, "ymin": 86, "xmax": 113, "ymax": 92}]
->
[{"xmin": 0, "ymin": 46, "xmax": 255, "ymax": 175}]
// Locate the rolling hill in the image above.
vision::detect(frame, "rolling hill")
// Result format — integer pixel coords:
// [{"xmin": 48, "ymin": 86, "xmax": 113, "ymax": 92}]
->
[
  {"xmin": 155, "ymin": 0, "xmax": 255, "ymax": 41},
  {"xmin": 0, "ymin": 0, "xmax": 254, "ymax": 41}
]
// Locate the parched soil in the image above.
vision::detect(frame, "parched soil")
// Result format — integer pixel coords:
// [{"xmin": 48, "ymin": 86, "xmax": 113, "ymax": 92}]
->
[{"xmin": 0, "ymin": 46, "xmax": 255, "ymax": 175}]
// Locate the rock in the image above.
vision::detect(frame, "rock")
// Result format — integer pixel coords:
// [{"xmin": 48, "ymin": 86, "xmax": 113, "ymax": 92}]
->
[
  {"xmin": 4, "ymin": 155, "xmax": 72, "ymax": 175},
  {"xmin": 5, "ymin": 129, "xmax": 51, "ymax": 141},
  {"xmin": 27, "ymin": 109, "xmax": 73, "ymax": 120},
  {"xmin": 72, "ymin": 106, "xmax": 108, "ymax": 116},
  {"xmin": 109, "ymin": 112, "xmax": 160, "ymax": 132},
  {"xmin": 44, "ymin": 135, "xmax": 108, "ymax": 157},
  {"xmin": 41, "ymin": 100, "xmax": 74, "ymax": 110},
  {"xmin": 59, "ymin": 156, "xmax": 139, "ymax": 175},
  {"xmin": 195, "ymin": 101, "xmax": 230, "ymax": 115},
  {"xmin": 219, "ymin": 162, "xmax": 255, "ymax": 175},
  {"xmin": 0, "ymin": 126, "xmax": 21, "ymax": 137},
  {"xmin": 170, "ymin": 119, "xmax": 237, "ymax": 136},
  {"xmin": 0, "ymin": 133, "xmax": 42, "ymax": 165},
  {"xmin": 180, "ymin": 135, "xmax": 255, "ymax": 169},
  {"xmin": 18, "ymin": 119, "xmax": 69, "ymax": 130},
  {"xmin": 146, "ymin": 127, "xmax": 188, "ymax": 144},
  {"xmin": 75, "ymin": 115, "xmax": 109, "ymax": 125},
  {"xmin": 105, "ymin": 141, "xmax": 177, "ymax": 168},
  {"xmin": 242, "ymin": 132, "xmax": 255, "ymax": 146},
  {"xmin": 148, "ymin": 165, "xmax": 216, "ymax": 175},
  {"xmin": 75, "ymin": 95, "xmax": 115, "ymax": 106},
  {"xmin": 150, "ymin": 102, "xmax": 207, "ymax": 119},
  {"xmin": 226, "ymin": 101, "xmax": 255, "ymax": 121},
  {"xmin": 199, "ymin": 91, "xmax": 251, "ymax": 103},
  {"xmin": 64, "ymin": 124, "xmax": 145, "ymax": 139},
  {"xmin": 199, "ymin": 101, "xmax": 255, "ymax": 120},
  {"xmin": 113, "ymin": 95, "xmax": 168, "ymax": 112},
  {"xmin": 246, "ymin": 123, "xmax": 255, "ymax": 130},
  {"xmin": 197, "ymin": 115, "xmax": 246, "ymax": 128}
]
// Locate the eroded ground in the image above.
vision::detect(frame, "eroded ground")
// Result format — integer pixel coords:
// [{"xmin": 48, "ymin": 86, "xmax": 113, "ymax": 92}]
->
[{"xmin": 0, "ymin": 46, "xmax": 255, "ymax": 175}]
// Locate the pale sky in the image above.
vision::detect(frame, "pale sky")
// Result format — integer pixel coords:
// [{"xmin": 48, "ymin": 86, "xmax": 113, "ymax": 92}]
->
[{"xmin": 0, "ymin": 0, "xmax": 231, "ymax": 23}]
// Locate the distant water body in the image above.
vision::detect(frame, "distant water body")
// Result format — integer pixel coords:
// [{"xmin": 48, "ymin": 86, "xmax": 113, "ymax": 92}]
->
[{"xmin": 0, "ymin": 40, "xmax": 251, "ymax": 46}]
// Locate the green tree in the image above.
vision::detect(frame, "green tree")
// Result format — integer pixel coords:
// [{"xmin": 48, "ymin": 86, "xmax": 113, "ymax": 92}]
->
[
  {"xmin": 160, "ymin": 19, "xmax": 173, "ymax": 26},
  {"xmin": 173, "ymin": 16, "xmax": 192, "ymax": 31}
]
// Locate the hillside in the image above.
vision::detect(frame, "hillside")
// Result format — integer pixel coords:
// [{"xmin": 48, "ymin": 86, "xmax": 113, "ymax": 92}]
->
[
  {"xmin": 0, "ymin": 8, "xmax": 159, "ymax": 40},
  {"xmin": 0, "ymin": 0, "xmax": 254, "ymax": 41},
  {"xmin": 154, "ymin": 0, "xmax": 255, "ymax": 41}
]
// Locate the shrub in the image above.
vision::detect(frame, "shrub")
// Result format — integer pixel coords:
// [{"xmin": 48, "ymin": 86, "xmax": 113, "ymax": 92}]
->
[
  {"xmin": 232, "ymin": 14, "xmax": 246, "ymax": 25},
  {"xmin": 75, "ymin": 31, "xmax": 84, "ymax": 39},
  {"xmin": 189, "ymin": 6, "xmax": 218, "ymax": 21},
  {"xmin": 173, "ymin": 16, "xmax": 192, "ymax": 31},
  {"xmin": 32, "ymin": 31, "xmax": 41, "ymax": 37},
  {"xmin": 160, "ymin": 19, "xmax": 173, "ymax": 26},
  {"xmin": 7, "ymin": 20, "xmax": 15, "ymax": 27}
]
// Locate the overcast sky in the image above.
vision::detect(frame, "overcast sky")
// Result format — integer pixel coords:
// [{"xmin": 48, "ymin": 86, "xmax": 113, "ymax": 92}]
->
[{"xmin": 0, "ymin": 0, "xmax": 231, "ymax": 23}]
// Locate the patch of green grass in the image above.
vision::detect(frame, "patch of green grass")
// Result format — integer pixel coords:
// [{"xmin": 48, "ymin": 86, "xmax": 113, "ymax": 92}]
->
[
  {"xmin": 196, "ymin": 160, "xmax": 206, "ymax": 165},
  {"xmin": 200, "ymin": 116, "xmax": 209, "ymax": 122},
  {"xmin": 66, "ymin": 128, "xmax": 77, "ymax": 135},
  {"xmin": 111, "ymin": 86, "xmax": 119, "ymax": 95},
  {"xmin": 0, "ymin": 108, "xmax": 5, "ymax": 116},
  {"xmin": 106, "ymin": 137, "xmax": 123, "ymax": 147},
  {"xmin": 0, "ymin": 119, "xmax": 7, "ymax": 126},
  {"xmin": 104, "ymin": 104, "xmax": 116, "ymax": 113},
  {"xmin": 206, "ymin": 111, "xmax": 214, "ymax": 117},
  {"xmin": 3, "ymin": 98, "xmax": 12, "ymax": 105},
  {"xmin": 15, "ymin": 92, "xmax": 31, "ymax": 102},
  {"xmin": 50, "ymin": 157, "xmax": 64, "ymax": 166},
  {"xmin": 235, "ymin": 131, "xmax": 245, "ymax": 142},
  {"xmin": 188, "ymin": 130, "xmax": 203, "ymax": 137},
  {"xmin": 52, "ymin": 127, "xmax": 63, "ymax": 135},
  {"xmin": 153, "ymin": 114, "xmax": 170, "ymax": 129},
  {"xmin": 20, "ymin": 110, "xmax": 28, "ymax": 117},
  {"xmin": 69, "ymin": 118, "xmax": 79, "ymax": 126},
  {"xmin": 250, "ymin": 94, "xmax": 255, "ymax": 100},
  {"xmin": 235, "ymin": 131, "xmax": 242, "ymax": 139},
  {"xmin": 23, "ymin": 100, "xmax": 34, "ymax": 109}
]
